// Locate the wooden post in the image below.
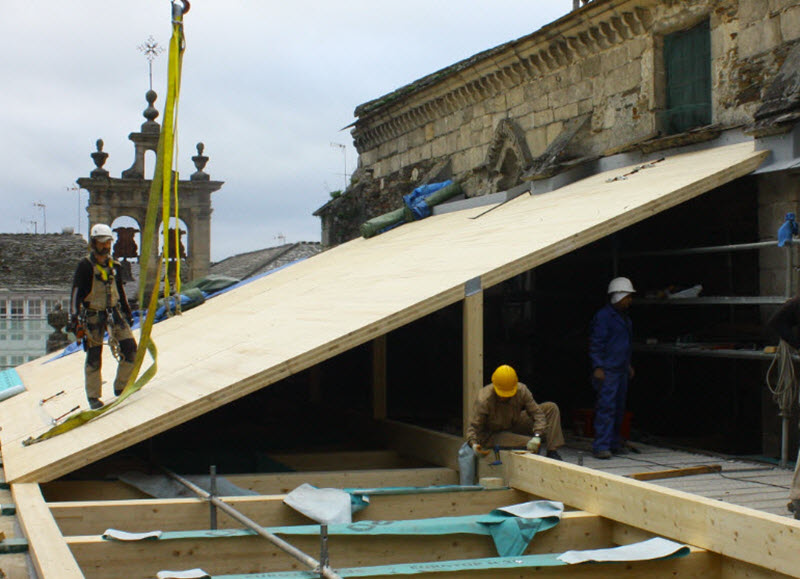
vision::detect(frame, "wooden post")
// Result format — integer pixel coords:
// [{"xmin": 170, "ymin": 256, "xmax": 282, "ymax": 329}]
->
[
  {"xmin": 372, "ymin": 335, "xmax": 387, "ymax": 420},
  {"xmin": 463, "ymin": 282, "xmax": 484, "ymax": 436}
]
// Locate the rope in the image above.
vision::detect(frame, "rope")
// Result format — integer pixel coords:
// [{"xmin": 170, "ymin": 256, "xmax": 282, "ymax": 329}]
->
[
  {"xmin": 23, "ymin": 2, "xmax": 188, "ymax": 446},
  {"xmin": 765, "ymin": 339, "xmax": 799, "ymax": 417}
]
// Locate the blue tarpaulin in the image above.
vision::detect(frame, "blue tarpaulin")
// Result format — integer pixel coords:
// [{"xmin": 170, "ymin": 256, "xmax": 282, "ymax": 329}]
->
[{"xmin": 403, "ymin": 180, "xmax": 452, "ymax": 220}]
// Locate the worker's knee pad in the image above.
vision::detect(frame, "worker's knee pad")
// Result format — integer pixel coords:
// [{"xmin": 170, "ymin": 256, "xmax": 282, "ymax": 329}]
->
[
  {"xmin": 85, "ymin": 346, "xmax": 102, "ymax": 370},
  {"xmin": 119, "ymin": 338, "xmax": 137, "ymax": 363}
]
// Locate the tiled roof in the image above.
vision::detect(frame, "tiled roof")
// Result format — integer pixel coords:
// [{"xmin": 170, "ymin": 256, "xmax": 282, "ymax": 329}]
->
[
  {"xmin": 210, "ymin": 242, "xmax": 322, "ymax": 281},
  {"xmin": 0, "ymin": 233, "xmax": 87, "ymax": 291}
]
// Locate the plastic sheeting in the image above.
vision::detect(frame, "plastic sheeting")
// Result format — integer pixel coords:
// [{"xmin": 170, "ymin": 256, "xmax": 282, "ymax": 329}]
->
[{"xmin": 283, "ymin": 483, "xmax": 353, "ymax": 524}]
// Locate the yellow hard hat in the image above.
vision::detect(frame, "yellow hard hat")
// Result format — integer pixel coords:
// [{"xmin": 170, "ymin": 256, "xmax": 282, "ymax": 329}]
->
[{"xmin": 492, "ymin": 365, "xmax": 518, "ymax": 398}]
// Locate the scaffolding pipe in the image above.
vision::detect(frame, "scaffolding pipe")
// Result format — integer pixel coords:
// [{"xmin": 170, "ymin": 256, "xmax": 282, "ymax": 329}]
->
[
  {"xmin": 622, "ymin": 239, "xmax": 779, "ymax": 258},
  {"xmin": 162, "ymin": 468, "xmax": 342, "ymax": 579}
]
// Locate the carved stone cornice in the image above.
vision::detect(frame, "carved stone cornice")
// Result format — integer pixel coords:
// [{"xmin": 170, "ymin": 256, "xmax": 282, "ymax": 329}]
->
[{"xmin": 352, "ymin": 1, "xmax": 654, "ymax": 154}]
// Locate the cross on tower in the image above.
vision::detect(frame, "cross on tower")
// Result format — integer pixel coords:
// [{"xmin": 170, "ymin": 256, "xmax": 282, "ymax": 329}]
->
[{"xmin": 137, "ymin": 35, "xmax": 165, "ymax": 91}]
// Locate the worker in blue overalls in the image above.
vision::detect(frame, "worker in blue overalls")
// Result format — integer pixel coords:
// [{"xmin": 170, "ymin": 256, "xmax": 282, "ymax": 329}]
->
[{"xmin": 589, "ymin": 277, "xmax": 635, "ymax": 459}]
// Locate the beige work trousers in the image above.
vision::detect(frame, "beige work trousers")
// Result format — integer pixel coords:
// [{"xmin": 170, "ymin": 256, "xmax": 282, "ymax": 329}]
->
[
  {"xmin": 484, "ymin": 401, "xmax": 565, "ymax": 451},
  {"xmin": 84, "ymin": 312, "xmax": 135, "ymax": 400}
]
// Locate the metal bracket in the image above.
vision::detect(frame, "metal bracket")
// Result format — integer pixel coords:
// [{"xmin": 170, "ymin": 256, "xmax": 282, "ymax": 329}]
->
[{"xmin": 465, "ymin": 277, "xmax": 482, "ymax": 297}]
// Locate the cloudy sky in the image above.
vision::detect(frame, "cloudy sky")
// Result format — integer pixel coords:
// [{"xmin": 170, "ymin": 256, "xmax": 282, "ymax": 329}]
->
[{"xmin": 2, "ymin": 1, "xmax": 575, "ymax": 261}]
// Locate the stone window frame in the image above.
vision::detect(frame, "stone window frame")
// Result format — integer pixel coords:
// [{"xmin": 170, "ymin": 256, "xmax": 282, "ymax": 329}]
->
[
  {"xmin": 9, "ymin": 299, "xmax": 24, "ymax": 320},
  {"xmin": 28, "ymin": 299, "xmax": 42, "ymax": 319},
  {"xmin": 652, "ymin": 11, "xmax": 713, "ymax": 136}
]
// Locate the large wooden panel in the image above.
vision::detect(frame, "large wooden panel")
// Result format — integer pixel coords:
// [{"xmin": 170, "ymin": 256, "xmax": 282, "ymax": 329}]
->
[{"xmin": 0, "ymin": 142, "xmax": 767, "ymax": 483}]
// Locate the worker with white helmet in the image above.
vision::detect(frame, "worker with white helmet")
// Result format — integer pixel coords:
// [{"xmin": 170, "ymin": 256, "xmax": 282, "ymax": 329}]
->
[
  {"xmin": 589, "ymin": 277, "xmax": 636, "ymax": 459},
  {"xmin": 68, "ymin": 223, "xmax": 138, "ymax": 410},
  {"xmin": 466, "ymin": 364, "xmax": 565, "ymax": 460}
]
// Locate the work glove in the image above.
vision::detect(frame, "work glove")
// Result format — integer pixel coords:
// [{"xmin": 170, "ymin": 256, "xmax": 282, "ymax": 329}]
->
[
  {"xmin": 526, "ymin": 435, "xmax": 542, "ymax": 453},
  {"xmin": 472, "ymin": 443, "xmax": 491, "ymax": 458}
]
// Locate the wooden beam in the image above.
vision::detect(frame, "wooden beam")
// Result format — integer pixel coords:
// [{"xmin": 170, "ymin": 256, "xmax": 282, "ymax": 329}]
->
[
  {"xmin": 372, "ymin": 335, "xmax": 388, "ymax": 420},
  {"xmin": 266, "ymin": 450, "xmax": 423, "ymax": 471},
  {"xmin": 12, "ymin": 483, "xmax": 83, "ymax": 579},
  {"xmin": 463, "ymin": 288, "xmax": 484, "ymax": 437},
  {"xmin": 42, "ymin": 467, "xmax": 459, "ymax": 502},
  {"xmin": 66, "ymin": 511, "xmax": 611, "ymax": 578},
  {"xmin": 509, "ymin": 453, "xmax": 800, "ymax": 578},
  {"xmin": 380, "ymin": 420, "xmax": 463, "ymax": 471},
  {"xmin": 628, "ymin": 464, "xmax": 722, "ymax": 481},
  {"xmin": 51, "ymin": 488, "xmax": 531, "ymax": 536}
]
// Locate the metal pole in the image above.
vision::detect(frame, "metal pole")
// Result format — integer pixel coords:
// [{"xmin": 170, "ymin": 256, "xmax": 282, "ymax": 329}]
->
[
  {"xmin": 209, "ymin": 465, "xmax": 217, "ymax": 530},
  {"xmin": 781, "ymin": 416, "xmax": 789, "ymax": 469},
  {"xmin": 162, "ymin": 468, "xmax": 342, "ymax": 579}
]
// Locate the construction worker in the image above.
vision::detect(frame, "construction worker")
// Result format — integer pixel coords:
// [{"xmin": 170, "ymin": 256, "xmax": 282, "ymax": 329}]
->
[
  {"xmin": 765, "ymin": 296, "xmax": 800, "ymax": 520},
  {"xmin": 590, "ymin": 277, "xmax": 635, "ymax": 459},
  {"xmin": 467, "ymin": 364, "xmax": 564, "ymax": 460},
  {"xmin": 68, "ymin": 224, "xmax": 137, "ymax": 410}
]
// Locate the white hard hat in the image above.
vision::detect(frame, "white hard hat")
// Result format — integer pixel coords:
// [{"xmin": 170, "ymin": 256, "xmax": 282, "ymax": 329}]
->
[
  {"xmin": 607, "ymin": 277, "xmax": 635, "ymax": 294},
  {"xmin": 90, "ymin": 223, "xmax": 113, "ymax": 241}
]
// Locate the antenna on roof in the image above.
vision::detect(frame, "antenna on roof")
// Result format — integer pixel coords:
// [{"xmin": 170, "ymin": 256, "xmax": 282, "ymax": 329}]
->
[{"xmin": 275, "ymin": 233, "xmax": 286, "ymax": 245}]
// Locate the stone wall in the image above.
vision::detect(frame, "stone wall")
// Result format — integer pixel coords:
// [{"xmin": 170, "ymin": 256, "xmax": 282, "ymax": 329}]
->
[{"xmin": 318, "ymin": 0, "xmax": 800, "ymax": 245}]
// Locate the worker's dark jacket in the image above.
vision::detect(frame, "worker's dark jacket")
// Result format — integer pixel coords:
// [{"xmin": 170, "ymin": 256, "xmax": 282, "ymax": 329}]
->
[
  {"xmin": 466, "ymin": 383, "xmax": 546, "ymax": 447},
  {"xmin": 70, "ymin": 255, "xmax": 132, "ymax": 320},
  {"xmin": 767, "ymin": 296, "xmax": 800, "ymax": 349},
  {"xmin": 589, "ymin": 303, "xmax": 632, "ymax": 371}
]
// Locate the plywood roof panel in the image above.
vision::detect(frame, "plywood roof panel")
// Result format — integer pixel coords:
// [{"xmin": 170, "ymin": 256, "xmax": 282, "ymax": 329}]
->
[{"xmin": 0, "ymin": 142, "xmax": 767, "ymax": 483}]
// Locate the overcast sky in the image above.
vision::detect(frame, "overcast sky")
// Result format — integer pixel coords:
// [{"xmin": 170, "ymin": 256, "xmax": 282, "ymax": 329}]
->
[{"xmin": 2, "ymin": 1, "xmax": 575, "ymax": 261}]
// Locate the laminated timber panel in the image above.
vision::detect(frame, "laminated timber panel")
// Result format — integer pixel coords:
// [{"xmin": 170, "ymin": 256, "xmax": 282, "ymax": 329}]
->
[
  {"xmin": 0, "ymin": 142, "xmax": 767, "ymax": 484},
  {"xmin": 51, "ymin": 488, "xmax": 532, "ymax": 535},
  {"xmin": 510, "ymin": 453, "xmax": 800, "ymax": 578}
]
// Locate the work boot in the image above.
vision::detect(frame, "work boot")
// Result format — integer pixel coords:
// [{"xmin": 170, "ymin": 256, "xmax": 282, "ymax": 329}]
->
[
  {"xmin": 546, "ymin": 450, "xmax": 563, "ymax": 461},
  {"xmin": 612, "ymin": 446, "xmax": 630, "ymax": 455},
  {"xmin": 88, "ymin": 398, "xmax": 104, "ymax": 410},
  {"xmin": 593, "ymin": 450, "xmax": 612, "ymax": 459}
]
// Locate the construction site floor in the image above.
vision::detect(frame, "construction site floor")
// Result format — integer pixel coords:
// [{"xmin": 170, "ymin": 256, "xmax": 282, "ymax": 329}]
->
[{"xmin": 557, "ymin": 438, "xmax": 796, "ymax": 518}]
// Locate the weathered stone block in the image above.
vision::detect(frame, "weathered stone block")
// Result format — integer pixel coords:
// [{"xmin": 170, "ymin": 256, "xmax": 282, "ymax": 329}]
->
[
  {"xmin": 545, "ymin": 121, "xmax": 564, "ymax": 146},
  {"xmin": 536, "ymin": 108, "xmax": 554, "ymax": 126},
  {"xmin": 526, "ymin": 127, "xmax": 548, "ymax": 157},
  {"xmin": 739, "ymin": 18, "xmax": 783, "ymax": 58},
  {"xmin": 739, "ymin": 0, "xmax": 770, "ymax": 26},
  {"xmin": 581, "ymin": 55, "xmax": 602, "ymax": 78},
  {"xmin": 506, "ymin": 86, "xmax": 526, "ymax": 108},
  {"xmin": 780, "ymin": 5, "xmax": 800, "ymax": 41},
  {"xmin": 554, "ymin": 102, "xmax": 579, "ymax": 122}
]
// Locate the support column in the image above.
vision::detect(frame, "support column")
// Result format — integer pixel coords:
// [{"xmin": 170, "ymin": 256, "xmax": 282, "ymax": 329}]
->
[
  {"xmin": 372, "ymin": 335, "xmax": 387, "ymax": 420},
  {"xmin": 463, "ymin": 279, "xmax": 484, "ymax": 437}
]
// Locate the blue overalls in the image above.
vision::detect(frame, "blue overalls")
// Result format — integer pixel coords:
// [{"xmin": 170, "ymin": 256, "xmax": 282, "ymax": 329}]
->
[{"xmin": 589, "ymin": 303, "xmax": 633, "ymax": 453}]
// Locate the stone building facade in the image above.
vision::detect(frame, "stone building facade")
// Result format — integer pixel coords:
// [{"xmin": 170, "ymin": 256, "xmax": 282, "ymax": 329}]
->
[
  {"xmin": 316, "ymin": 0, "xmax": 800, "ymax": 458},
  {"xmin": 0, "ymin": 233, "xmax": 87, "ymax": 368},
  {"xmin": 317, "ymin": 0, "xmax": 800, "ymax": 248}
]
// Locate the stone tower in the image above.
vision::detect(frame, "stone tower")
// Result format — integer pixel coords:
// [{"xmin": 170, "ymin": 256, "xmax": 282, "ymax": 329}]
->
[{"xmin": 76, "ymin": 90, "xmax": 223, "ymax": 282}]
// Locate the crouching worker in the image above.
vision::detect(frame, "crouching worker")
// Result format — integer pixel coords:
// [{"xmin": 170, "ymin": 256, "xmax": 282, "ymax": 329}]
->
[
  {"xmin": 69, "ymin": 224, "xmax": 137, "ymax": 410},
  {"xmin": 466, "ymin": 364, "xmax": 565, "ymax": 466}
]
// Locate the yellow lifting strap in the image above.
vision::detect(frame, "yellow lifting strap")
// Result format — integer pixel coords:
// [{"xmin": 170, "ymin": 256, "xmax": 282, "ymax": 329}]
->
[{"xmin": 23, "ymin": 1, "xmax": 190, "ymax": 446}]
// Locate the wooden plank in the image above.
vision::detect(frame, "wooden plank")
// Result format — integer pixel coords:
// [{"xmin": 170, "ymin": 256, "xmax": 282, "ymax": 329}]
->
[
  {"xmin": 66, "ymin": 511, "xmax": 612, "ymax": 578},
  {"xmin": 463, "ymin": 289, "xmax": 484, "ymax": 437},
  {"xmin": 12, "ymin": 483, "xmax": 83, "ymax": 579},
  {"xmin": 509, "ymin": 453, "xmax": 800, "ymax": 578},
  {"xmin": 379, "ymin": 420, "xmax": 463, "ymax": 471},
  {"xmin": 0, "ymin": 143, "xmax": 767, "ymax": 485},
  {"xmin": 266, "ymin": 450, "xmax": 423, "ymax": 471},
  {"xmin": 42, "ymin": 468, "xmax": 459, "ymax": 502},
  {"xmin": 51, "ymin": 488, "xmax": 532, "ymax": 536},
  {"xmin": 203, "ymin": 548, "xmax": 720, "ymax": 579},
  {"xmin": 628, "ymin": 464, "xmax": 722, "ymax": 481}
]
